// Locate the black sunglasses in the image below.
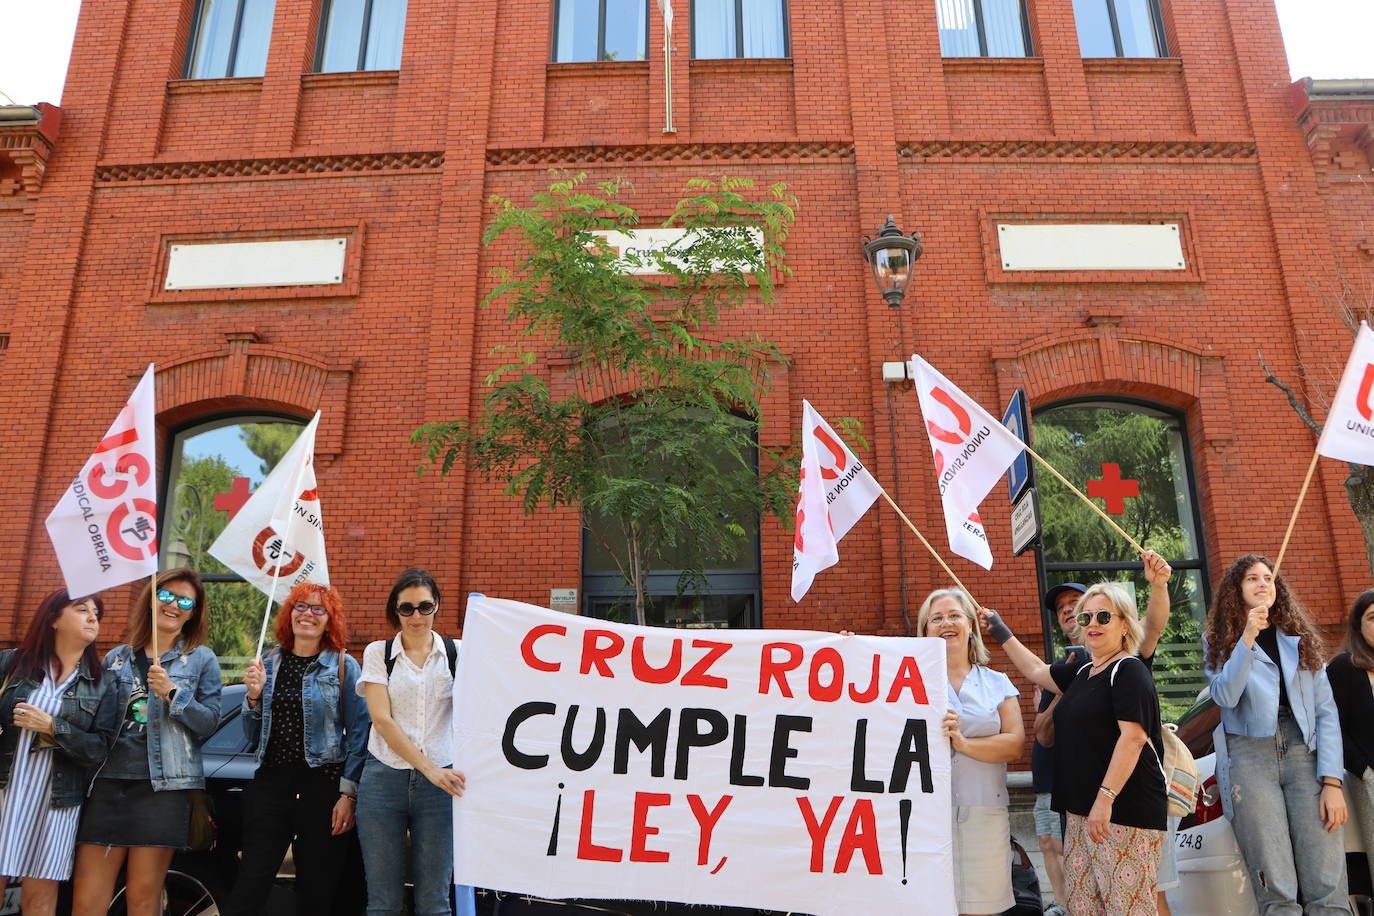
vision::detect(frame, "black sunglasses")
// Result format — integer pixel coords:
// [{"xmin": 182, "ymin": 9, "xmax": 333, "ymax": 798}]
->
[
  {"xmin": 1075, "ymin": 610, "xmax": 1117, "ymax": 628},
  {"xmin": 396, "ymin": 601, "xmax": 437, "ymax": 617}
]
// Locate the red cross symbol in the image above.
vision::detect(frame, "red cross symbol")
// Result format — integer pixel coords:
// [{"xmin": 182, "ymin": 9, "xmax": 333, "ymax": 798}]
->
[
  {"xmin": 1086, "ymin": 464, "xmax": 1139, "ymax": 515},
  {"xmin": 213, "ymin": 477, "xmax": 254, "ymax": 520}
]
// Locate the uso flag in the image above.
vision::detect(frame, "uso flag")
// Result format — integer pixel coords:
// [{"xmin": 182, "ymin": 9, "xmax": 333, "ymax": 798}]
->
[
  {"xmin": 209, "ymin": 411, "xmax": 329, "ymax": 597},
  {"xmin": 45, "ymin": 364, "xmax": 160, "ymax": 598},
  {"xmin": 1317, "ymin": 321, "xmax": 1374, "ymax": 465},
  {"xmin": 910, "ymin": 356, "xmax": 1025, "ymax": 570},
  {"xmin": 791, "ymin": 400, "xmax": 881, "ymax": 601}
]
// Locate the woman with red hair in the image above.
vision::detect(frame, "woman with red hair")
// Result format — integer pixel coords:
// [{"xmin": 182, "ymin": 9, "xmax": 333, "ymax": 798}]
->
[{"xmin": 223, "ymin": 582, "xmax": 371, "ymax": 916}]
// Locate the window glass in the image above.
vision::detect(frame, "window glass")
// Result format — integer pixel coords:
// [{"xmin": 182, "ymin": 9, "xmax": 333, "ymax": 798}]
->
[
  {"xmin": 1071, "ymin": 0, "xmax": 1117, "ymax": 56},
  {"xmin": 318, "ymin": 0, "xmax": 408, "ymax": 71},
  {"xmin": 232, "ymin": 0, "xmax": 277, "ymax": 75},
  {"xmin": 319, "ymin": 0, "xmax": 366, "ymax": 72},
  {"xmin": 692, "ymin": 0, "xmax": 737, "ymax": 58},
  {"xmin": 982, "ymin": 0, "xmax": 1028, "ymax": 56},
  {"xmin": 186, "ymin": 0, "xmax": 278, "ymax": 79},
  {"xmin": 1034, "ymin": 402, "xmax": 1207, "ymax": 720},
  {"xmin": 161, "ymin": 416, "xmax": 305, "ymax": 661},
  {"xmin": 741, "ymin": 0, "xmax": 786, "ymax": 57},
  {"xmin": 604, "ymin": 0, "xmax": 648, "ymax": 60},
  {"xmin": 1113, "ymin": 0, "xmax": 1161, "ymax": 56},
  {"xmin": 556, "ymin": 0, "xmax": 601, "ymax": 62},
  {"xmin": 936, "ymin": 0, "xmax": 980, "ymax": 56}
]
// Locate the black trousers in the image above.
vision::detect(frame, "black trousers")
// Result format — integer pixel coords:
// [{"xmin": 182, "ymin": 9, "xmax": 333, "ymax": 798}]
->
[{"xmin": 223, "ymin": 765, "xmax": 360, "ymax": 916}]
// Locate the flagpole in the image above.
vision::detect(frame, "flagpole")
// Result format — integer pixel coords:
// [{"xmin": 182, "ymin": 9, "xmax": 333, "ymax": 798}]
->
[
  {"xmin": 1272, "ymin": 449, "xmax": 1321, "ymax": 579},
  {"xmin": 149, "ymin": 570, "xmax": 159, "ymax": 659},
  {"xmin": 1019, "ymin": 444, "xmax": 1147, "ymax": 555},
  {"xmin": 253, "ymin": 455, "xmax": 310, "ymax": 660},
  {"xmin": 879, "ymin": 492, "xmax": 982, "ymax": 611}
]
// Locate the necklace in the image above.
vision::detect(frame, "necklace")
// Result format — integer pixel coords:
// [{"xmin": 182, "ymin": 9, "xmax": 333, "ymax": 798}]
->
[{"xmin": 1090, "ymin": 649, "xmax": 1126, "ymax": 674}]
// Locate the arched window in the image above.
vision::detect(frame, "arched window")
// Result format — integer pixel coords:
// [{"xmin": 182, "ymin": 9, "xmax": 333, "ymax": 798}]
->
[
  {"xmin": 1032, "ymin": 400, "xmax": 1207, "ymax": 716},
  {"xmin": 160, "ymin": 414, "xmax": 306, "ymax": 667},
  {"xmin": 581, "ymin": 413, "xmax": 763, "ymax": 629}
]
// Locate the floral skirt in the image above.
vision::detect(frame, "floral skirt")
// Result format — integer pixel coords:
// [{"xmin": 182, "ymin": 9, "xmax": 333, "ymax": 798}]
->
[{"xmin": 1062, "ymin": 811, "xmax": 1163, "ymax": 916}]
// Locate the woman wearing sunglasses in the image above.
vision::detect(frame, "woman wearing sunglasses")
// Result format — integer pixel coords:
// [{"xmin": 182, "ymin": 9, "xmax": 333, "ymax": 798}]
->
[
  {"xmin": 72, "ymin": 568, "xmax": 222, "ymax": 916},
  {"xmin": 355, "ymin": 567, "xmax": 476, "ymax": 916},
  {"xmin": 0, "ymin": 589, "xmax": 117, "ymax": 916},
  {"xmin": 1204, "ymin": 555, "xmax": 1348, "ymax": 914},
  {"xmin": 986, "ymin": 582, "xmax": 1166, "ymax": 915},
  {"xmin": 224, "ymin": 581, "xmax": 371, "ymax": 916}
]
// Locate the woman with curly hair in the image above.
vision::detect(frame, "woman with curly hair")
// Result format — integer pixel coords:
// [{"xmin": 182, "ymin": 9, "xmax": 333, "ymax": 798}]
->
[
  {"xmin": 225, "ymin": 581, "xmax": 371, "ymax": 916},
  {"xmin": 1204, "ymin": 554, "xmax": 1348, "ymax": 915},
  {"xmin": 1325, "ymin": 589, "xmax": 1374, "ymax": 889}
]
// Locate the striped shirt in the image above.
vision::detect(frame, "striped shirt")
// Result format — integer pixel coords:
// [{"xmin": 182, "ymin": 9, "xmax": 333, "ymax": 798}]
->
[{"xmin": 0, "ymin": 668, "xmax": 83, "ymax": 880}]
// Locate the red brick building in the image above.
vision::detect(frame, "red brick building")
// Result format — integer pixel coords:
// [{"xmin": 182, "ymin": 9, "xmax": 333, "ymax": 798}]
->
[{"xmin": 2, "ymin": 0, "xmax": 1371, "ymax": 720}]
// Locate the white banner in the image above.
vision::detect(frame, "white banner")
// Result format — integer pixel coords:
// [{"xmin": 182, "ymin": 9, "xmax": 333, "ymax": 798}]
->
[
  {"xmin": 911, "ymin": 355, "xmax": 1026, "ymax": 570},
  {"xmin": 791, "ymin": 400, "xmax": 883, "ymax": 602},
  {"xmin": 452, "ymin": 596, "xmax": 954, "ymax": 916},
  {"xmin": 208, "ymin": 412, "xmax": 329, "ymax": 596},
  {"xmin": 1317, "ymin": 321, "xmax": 1374, "ymax": 465},
  {"xmin": 45, "ymin": 364, "xmax": 159, "ymax": 598}
]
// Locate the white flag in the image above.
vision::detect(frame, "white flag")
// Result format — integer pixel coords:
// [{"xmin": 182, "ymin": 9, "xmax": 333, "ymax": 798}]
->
[
  {"xmin": 209, "ymin": 412, "xmax": 329, "ymax": 597},
  {"xmin": 910, "ymin": 355, "xmax": 1026, "ymax": 570},
  {"xmin": 1317, "ymin": 321, "xmax": 1374, "ymax": 465},
  {"xmin": 791, "ymin": 400, "xmax": 882, "ymax": 601},
  {"xmin": 45, "ymin": 365, "xmax": 159, "ymax": 598},
  {"xmin": 657, "ymin": 0, "xmax": 674, "ymax": 33}
]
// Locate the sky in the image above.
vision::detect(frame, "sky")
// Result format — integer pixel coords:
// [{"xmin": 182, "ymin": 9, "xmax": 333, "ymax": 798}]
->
[{"xmin": 0, "ymin": 0, "xmax": 1370, "ymax": 107}]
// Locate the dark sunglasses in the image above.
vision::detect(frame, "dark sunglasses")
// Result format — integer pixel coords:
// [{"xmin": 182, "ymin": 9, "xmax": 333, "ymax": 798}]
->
[
  {"xmin": 396, "ymin": 601, "xmax": 437, "ymax": 617},
  {"xmin": 292, "ymin": 602, "xmax": 327, "ymax": 616},
  {"xmin": 1075, "ymin": 610, "xmax": 1117, "ymax": 628},
  {"xmin": 156, "ymin": 589, "xmax": 196, "ymax": 611}
]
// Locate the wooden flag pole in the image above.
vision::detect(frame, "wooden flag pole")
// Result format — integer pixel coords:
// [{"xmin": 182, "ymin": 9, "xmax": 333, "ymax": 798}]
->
[
  {"xmin": 149, "ymin": 570, "xmax": 159, "ymax": 659},
  {"xmin": 1019, "ymin": 444, "xmax": 1147, "ymax": 555},
  {"xmin": 879, "ymin": 491, "xmax": 982, "ymax": 611},
  {"xmin": 1272, "ymin": 449, "xmax": 1321, "ymax": 580}
]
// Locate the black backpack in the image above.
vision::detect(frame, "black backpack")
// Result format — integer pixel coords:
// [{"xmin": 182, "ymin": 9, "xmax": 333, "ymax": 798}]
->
[{"xmin": 383, "ymin": 636, "xmax": 458, "ymax": 679}]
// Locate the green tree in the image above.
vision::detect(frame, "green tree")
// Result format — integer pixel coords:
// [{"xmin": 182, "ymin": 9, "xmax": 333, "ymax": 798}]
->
[
  {"xmin": 414, "ymin": 174, "xmax": 798, "ymax": 626},
  {"xmin": 240, "ymin": 423, "xmax": 302, "ymax": 476}
]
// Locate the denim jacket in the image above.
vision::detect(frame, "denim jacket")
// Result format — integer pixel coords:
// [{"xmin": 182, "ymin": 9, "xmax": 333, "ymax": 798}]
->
[
  {"xmin": 241, "ymin": 647, "xmax": 370, "ymax": 793},
  {"xmin": 98, "ymin": 643, "xmax": 223, "ymax": 791},
  {"xmin": 0, "ymin": 650, "xmax": 119, "ymax": 807},
  {"xmin": 1207, "ymin": 632, "xmax": 1343, "ymax": 814}
]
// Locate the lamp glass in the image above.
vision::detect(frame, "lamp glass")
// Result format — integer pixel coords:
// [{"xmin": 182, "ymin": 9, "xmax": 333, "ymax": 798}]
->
[{"xmin": 871, "ymin": 245, "xmax": 913, "ymax": 296}]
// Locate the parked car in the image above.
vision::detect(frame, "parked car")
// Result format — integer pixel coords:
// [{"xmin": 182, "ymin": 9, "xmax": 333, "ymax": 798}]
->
[
  {"xmin": 1171, "ymin": 690, "xmax": 1374, "ymax": 916},
  {"xmin": 2, "ymin": 683, "xmax": 364, "ymax": 916}
]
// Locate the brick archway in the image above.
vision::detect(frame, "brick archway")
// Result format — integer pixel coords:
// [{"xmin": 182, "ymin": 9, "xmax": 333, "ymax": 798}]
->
[{"xmin": 153, "ymin": 330, "xmax": 356, "ymax": 462}]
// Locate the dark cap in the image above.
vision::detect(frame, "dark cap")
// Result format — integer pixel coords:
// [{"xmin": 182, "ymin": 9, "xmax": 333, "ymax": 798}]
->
[{"xmin": 1044, "ymin": 582, "xmax": 1087, "ymax": 613}]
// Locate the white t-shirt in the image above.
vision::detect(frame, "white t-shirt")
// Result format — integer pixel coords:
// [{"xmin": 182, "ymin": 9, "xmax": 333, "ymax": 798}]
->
[
  {"xmin": 357, "ymin": 631, "xmax": 458, "ymax": 769},
  {"xmin": 948, "ymin": 665, "xmax": 1019, "ymax": 807}
]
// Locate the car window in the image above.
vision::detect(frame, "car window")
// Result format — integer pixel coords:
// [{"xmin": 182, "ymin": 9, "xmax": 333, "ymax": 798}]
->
[
  {"xmin": 202, "ymin": 685, "xmax": 250, "ymax": 755},
  {"xmin": 1173, "ymin": 693, "xmax": 1219, "ymax": 758}
]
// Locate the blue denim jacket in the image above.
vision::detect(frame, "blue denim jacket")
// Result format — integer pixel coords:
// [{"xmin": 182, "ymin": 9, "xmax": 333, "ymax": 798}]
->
[
  {"xmin": 99, "ymin": 643, "xmax": 222, "ymax": 791},
  {"xmin": 1207, "ymin": 632, "xmax": 1343, "ymax": 809},
  {"xmin": 241, "ymin": 647, "xmax": 370, "ymax": 793},
  {"xmin": 0, "ymin": 650, "xmax": 120, "ymax": 807}
]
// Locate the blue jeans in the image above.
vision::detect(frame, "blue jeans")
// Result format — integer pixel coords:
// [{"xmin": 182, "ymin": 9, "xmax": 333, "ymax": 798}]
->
[
  {"xmin": 1226, "ymin": 710, "xmax": 1350, "ymax": 915},
  {"xmin": 356, "ymin": 758, "xmax": 477, "ymax": 916}
]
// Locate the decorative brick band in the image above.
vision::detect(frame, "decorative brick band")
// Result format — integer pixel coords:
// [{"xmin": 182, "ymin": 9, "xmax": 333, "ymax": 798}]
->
[
  {"xmin": 95, "ymin": 151, "xmax": 445, "ymax": 183},
  {"xmin": 486, "ymin": 141, "xmax": 855, "ymax": 169},
  {"xmin": 899, "ymin": 139, "xmax": 1258, "ymax": 162}
]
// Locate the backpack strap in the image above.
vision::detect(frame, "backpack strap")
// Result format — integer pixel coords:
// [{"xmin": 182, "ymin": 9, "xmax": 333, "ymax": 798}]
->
[
  {"xmin": 383, "ymin": 637, "xmax": 397, "ymax": 678},
  {"xmin": 444, "ymin": 638, "xmax": 458, "ymax": 679}
]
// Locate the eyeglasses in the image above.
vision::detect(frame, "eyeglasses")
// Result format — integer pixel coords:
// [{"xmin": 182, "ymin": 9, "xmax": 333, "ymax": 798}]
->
[
  {"xmin": 157, "ymin": 589, "xmax": 196, "ymax": 611},
  {"xmin": 396, "ymin": 601, "xmax": 437, "ymax": 617},
  {"xmin": 292, "ymin": 602, "xmax": 327, "ymax": 616},
  {"xmin": 1075, "ymin": 610, "xmax": 1117, "ymax": 628}
]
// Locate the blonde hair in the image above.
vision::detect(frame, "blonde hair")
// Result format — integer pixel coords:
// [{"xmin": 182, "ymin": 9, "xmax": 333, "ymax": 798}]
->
[
  {"xmin": 1078, "ymin": 582, "xmax": 1144, "ymax": 655},
  {"xmin": 917, "ymin": 587, "xmax": 989, "ymax": 666}
]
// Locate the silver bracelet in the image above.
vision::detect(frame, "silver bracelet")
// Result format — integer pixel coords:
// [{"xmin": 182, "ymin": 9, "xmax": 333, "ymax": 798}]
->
[{"xmin": 1098, "ymin": 785, "xmax": 1118, "ymax": 800}]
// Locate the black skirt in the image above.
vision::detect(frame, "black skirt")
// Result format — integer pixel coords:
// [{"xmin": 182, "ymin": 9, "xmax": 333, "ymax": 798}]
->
[{"xmin": 76, "ymin": 778, "xmax": 191, "ymax": 849}]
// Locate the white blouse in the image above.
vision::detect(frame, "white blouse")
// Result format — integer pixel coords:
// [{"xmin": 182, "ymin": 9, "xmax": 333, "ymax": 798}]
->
[
  {"xmin": 948, "ymin": 665, "xmax": 1019, "ymax": 807},
  {"xmin": 357, "ymin": 632, "xmax": 458, "ymax": 770}
]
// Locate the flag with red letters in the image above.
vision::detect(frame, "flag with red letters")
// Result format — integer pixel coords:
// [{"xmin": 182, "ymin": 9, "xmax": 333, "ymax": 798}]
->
[
  {"xmin": 1317, "ymin": 321, "xmax": 1374, "ymax": 465},
  {"xmin": 790, "ymin": 400, "xmax": 882, "ymax": 601},
  {"xmin": 910, "ymin": 355, "xmax": 1025, "ymax": 569},
  {"xmin": 45, "ymin": 365, "xmax": 160, "ymax": 598}
]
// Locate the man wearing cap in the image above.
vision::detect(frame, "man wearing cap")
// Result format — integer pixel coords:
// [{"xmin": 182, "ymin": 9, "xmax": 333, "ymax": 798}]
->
[{"xmin": 1029, "ymin": 582, "xmax": 1088, "ymax": 916}]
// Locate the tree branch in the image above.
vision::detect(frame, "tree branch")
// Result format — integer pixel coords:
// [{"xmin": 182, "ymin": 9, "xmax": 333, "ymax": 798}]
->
[{"xmin": 1259, "ymin": 350, "xmax": 1323, "ymax": 436}]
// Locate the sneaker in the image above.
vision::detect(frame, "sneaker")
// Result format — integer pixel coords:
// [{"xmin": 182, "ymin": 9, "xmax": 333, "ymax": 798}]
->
[{"xmin": 1044, "ymin": 905, "xmax": 1068, "ymax": 916}]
